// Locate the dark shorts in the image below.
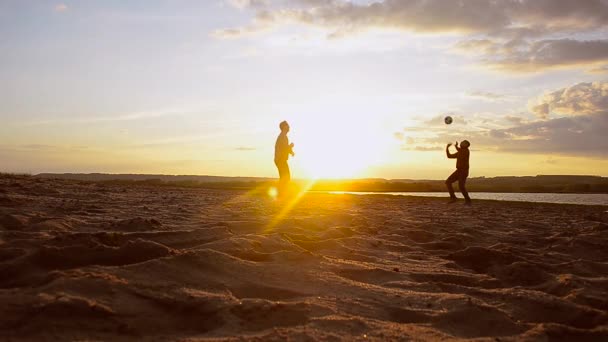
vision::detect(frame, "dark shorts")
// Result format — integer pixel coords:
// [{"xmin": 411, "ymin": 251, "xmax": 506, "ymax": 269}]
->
[
  {"xmin": 447, "ymin": 168, "xmax": 469, "ymax": 183},
  {"xmin": 274, "ymin": 159, "xmax": 290, "ymax": 182}
]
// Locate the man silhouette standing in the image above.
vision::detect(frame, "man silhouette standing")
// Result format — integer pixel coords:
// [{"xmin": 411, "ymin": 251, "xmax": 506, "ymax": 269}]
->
[
  {"xmin": 275, "ymin": 121, "xmax": 294, "ymax": 197},
  {"xmin": 445, "ymin": 140, "xmax": 472, "ymax": 205}
]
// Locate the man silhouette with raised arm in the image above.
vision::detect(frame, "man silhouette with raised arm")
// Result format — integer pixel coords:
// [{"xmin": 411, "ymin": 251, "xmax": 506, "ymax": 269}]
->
[
  {"xmin": 445, "ymin": 140, "xmax": 472, "ymax": 205},
  {"xmin": 275, "ymin": 121, "xmax": 295, "ymax": 197}
]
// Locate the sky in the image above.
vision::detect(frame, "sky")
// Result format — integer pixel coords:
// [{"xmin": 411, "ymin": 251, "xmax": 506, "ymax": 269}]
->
[{"xmin": 1, "ymin": 0, "xmax": 608, "ymax": 179}]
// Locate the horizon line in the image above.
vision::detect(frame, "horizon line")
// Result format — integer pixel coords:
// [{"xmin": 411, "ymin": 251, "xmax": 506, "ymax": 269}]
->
[{"xmin": 25, "ymin": 172, "xmax": 608, "ymax": 181}]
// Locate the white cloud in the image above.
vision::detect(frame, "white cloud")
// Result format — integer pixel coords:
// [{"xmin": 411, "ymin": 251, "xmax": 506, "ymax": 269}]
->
[
  {"xmin": 399, "ymin": 81, "xmax": 608, "ymax": 157},
  {"xmin": 216, "ymin": 0, "xmax": 608, "ymax": 72},
  {"xmin": 486, "ymin": 39, "xmax": 608, "ymax": 72},
  {"xmin": 217, "ymin": 0, "xmax": 608, "ymax": 38},
  {"xmin": 529, "ymin": 82, "xmax": 608, "ymax": 118},
  {"xmin": 588, "ymin": 65, "xmax": 608, "ymax": 74},
  {"xmin": 54, "ymin": 3, "xmax": 68, "ymax": 12},
  {"xmin": 21, "ymin": 110, "xmax": 189, "ymax": 126},
  {"xmin": 466, "ymin": 91, "xmax": 510, "ymax": 102},
  {"xmin": 226, "ymin": 0, "xmax": 269, "ymax": 10}
]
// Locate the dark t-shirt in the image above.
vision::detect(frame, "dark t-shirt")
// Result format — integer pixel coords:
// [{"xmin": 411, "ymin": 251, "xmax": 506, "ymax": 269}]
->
[
  {"xmin": 456, "ymin": 148, "xmax": 470, "ymax": 170},
  {"xmin": 275, "ymin": 133, "xmax": 290, "ymax": 162}
]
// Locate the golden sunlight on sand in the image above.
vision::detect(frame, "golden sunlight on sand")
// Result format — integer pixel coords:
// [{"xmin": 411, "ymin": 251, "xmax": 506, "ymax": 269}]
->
[{"xmin": 1, "ymin": 174, "xmax": 607, "ymax": 340}]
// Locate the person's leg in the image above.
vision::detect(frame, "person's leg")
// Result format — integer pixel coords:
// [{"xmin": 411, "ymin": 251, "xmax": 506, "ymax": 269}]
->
[
  {"xmin": 285, "ymin": 162, "xmax": 291, "ymax": 183},
  {"xmin": 275, "ymin": 160, "xmax": 285, "ymax": 195},
  {"xmin": 283, "ymin": 162, "xmax": 291, "ymax": 194},
  {"xmin": 445, "ymin": 170, "xmax": 459, "ymax": 200},
  {"xmin": 276, "ymin": 160, "xmax": 289, "ymax": 197},
  {"xmin": 458, "ymin": 169, "xmax": 471, "ymax": 204}
]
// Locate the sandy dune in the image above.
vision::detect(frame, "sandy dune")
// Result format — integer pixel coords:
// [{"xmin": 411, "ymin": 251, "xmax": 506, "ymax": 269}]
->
[{"xmin": 1, "ymin": 174, "xmax": 607, "ymax": 341}]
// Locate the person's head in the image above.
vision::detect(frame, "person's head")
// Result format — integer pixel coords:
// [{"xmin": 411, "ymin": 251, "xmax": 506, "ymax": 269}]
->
[
  {"xmin": 279, "ymin": 120, "xmax": 290, "ymax": 133},
  {"xmin": 461, "ymin": 140, "xmax": 470, "ymax": 149}
]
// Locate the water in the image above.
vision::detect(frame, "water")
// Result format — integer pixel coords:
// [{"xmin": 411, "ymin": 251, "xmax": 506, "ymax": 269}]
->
[{"xmin": 326, "ymin": 192, "xmax": 608, "ymax": 206}]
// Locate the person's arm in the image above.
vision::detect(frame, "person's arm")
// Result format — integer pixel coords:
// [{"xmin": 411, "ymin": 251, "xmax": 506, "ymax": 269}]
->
[
  {"xmin": 284, "ymin": 137, "xmax": 294, "ymax": 156},
  {"xmin": 455, "ymin": 141, "xmax": 461, "ymax": 152},
  {"xmin": 446, "ymin": 143, "xmax": 458, "ymax": 159}
]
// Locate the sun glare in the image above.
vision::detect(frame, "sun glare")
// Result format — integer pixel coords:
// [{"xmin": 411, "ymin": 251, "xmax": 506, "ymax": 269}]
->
[
  {"xmin": 292, "ymin": 117, "xmax": 390, "ymax": 179},
  {"xmin": 267, "ymin": 186, "xmax": 278, "ymax": 199}
]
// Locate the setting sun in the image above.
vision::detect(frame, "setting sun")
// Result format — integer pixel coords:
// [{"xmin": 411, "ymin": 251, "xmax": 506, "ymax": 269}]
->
[
  {"xmin": 292, "ymin": 116, "xmax": 392, "ymax": 179},
  {"xmin": 2, "ymin": 1, "xmax": 608, "ymax": 341}
]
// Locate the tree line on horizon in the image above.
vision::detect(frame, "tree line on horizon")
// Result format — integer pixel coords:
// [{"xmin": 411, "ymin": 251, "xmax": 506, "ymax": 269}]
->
[{"xmin": 29, "ymin": 173, "xmax": 608, "ymax": 194}]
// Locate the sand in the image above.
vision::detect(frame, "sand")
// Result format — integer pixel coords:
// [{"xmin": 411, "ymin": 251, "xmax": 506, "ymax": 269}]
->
[{"xmin": 0, "ymin": 174, "xmax": 607, "ymax": 341}]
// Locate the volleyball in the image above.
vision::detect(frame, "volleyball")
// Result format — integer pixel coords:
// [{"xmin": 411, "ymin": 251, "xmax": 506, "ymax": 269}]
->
[{"xmin": 444, "ymin": 116, "xmax": 453, "ymax": 125}]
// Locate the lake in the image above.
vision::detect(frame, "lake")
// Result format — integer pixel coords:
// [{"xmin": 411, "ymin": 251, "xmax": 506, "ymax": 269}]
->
[{"xmin": 327, "ymin": 192, "xmax": 608, "ymax": 206}]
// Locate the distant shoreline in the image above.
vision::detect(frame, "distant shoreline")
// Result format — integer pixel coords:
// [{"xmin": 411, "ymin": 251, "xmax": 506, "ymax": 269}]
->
[
  {"xmin": 21, "ymin": 173, "xmax": 608, "ymax": 194},
  {"xmin": 318, "ymin": 191, "xmax": 608, "ymax": 206}
]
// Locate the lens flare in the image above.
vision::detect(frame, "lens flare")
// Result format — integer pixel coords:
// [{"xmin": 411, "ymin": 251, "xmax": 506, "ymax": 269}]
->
[
  {"xmin": 268, "ymin": 187, "xmax": 278, "ymax": 199},
  {"xmin": 265, "ymin": 179, "xmax": 317, "ymax": 232}
]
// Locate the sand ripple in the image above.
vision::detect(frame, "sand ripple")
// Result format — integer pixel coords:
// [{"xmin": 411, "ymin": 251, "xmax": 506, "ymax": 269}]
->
[{"xmin": 1, "ymin": 174, "xmax": 607, "ymax": 340}]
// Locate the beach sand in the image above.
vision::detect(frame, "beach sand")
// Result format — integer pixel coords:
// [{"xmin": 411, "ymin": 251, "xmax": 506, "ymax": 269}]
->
[{"xmin": 1, "ymin": 174, "xmax": 607, "ymax": 341}]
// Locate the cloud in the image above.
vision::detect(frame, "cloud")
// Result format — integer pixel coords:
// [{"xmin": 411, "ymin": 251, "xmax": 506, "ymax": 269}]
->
[
  {"xmin": 22, "ymin": 110, "xmax": 189, "ymax": 126},
  {"xmin": 217, "ymin": 0, "xmax": 608, "ymax": 38},
  {"xmin": 466, "ymin": 90, "xmax": 509, "ymax": 101},
  {"xmin": 402, "ymin": 81, "xmax": 608, "ymax": 157},
  {"xmin": 235, "ymin": 146, "xmax": 257, "ymax": 151},
  {"xmin": 396, "ymin": 133, "xmax": 436, "ymax": 150},
  {"xmin": 544, "ymin": 157, "xmax": 559, "ymax": 165},
  {"xmin": 505, "ymin": 115, "xmax": 525, "ymax": 125},
  {"xmin": 511, "ymin": 0, "xmax": 608, "ymax": 33},
  {"xmin": 402, "ymin": 145, "xmax": 443, "ymax": 152},
  {"xmin": 212, "ymin": 9, "xmax": 276, "ymax": 38},
  {"xmin": 212, "ymin": 26, "xmax": 267, "ymax": 39},
  {"xmin": 54, "ymin": 3, "xmax": 68, "ymax": 12},
  {"xmin": 226, "ymin": 0, "xmax": 269, "ymax": 10},
  {"xmin": 529, "ymin": 82, "xmax": 608, "ymax": 118},
  {"xmin": 488, "ymin": 129, "xmax": 511, "ymax": 139},
  {"xmin": 216, "ymin": 0, "xmax": 511, "ymax": 38},
  {"xmin": 490, "ymin": 113, "xmax": 608, "ymax": 156},
  {"xmin": 128, "ymin": 135, "xmax": 212, "ymax": 149},
  {"xmin": 416, "ymin": 112, "xmax": 608, "ymax": 157},
  {"xmin": 217, "ymin": 1, "xmax": 608, "ymax": 72},
  {"xmin": 588, "ymin": 65, "xmax": 608, "ymax": 74},
  {"xmin": 481, "ymin": 39, "xmax": 608, "ymax": 72},
  {"xmin": 0, "ymin": 144, "xmax": 90, "ymax": 154}
]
